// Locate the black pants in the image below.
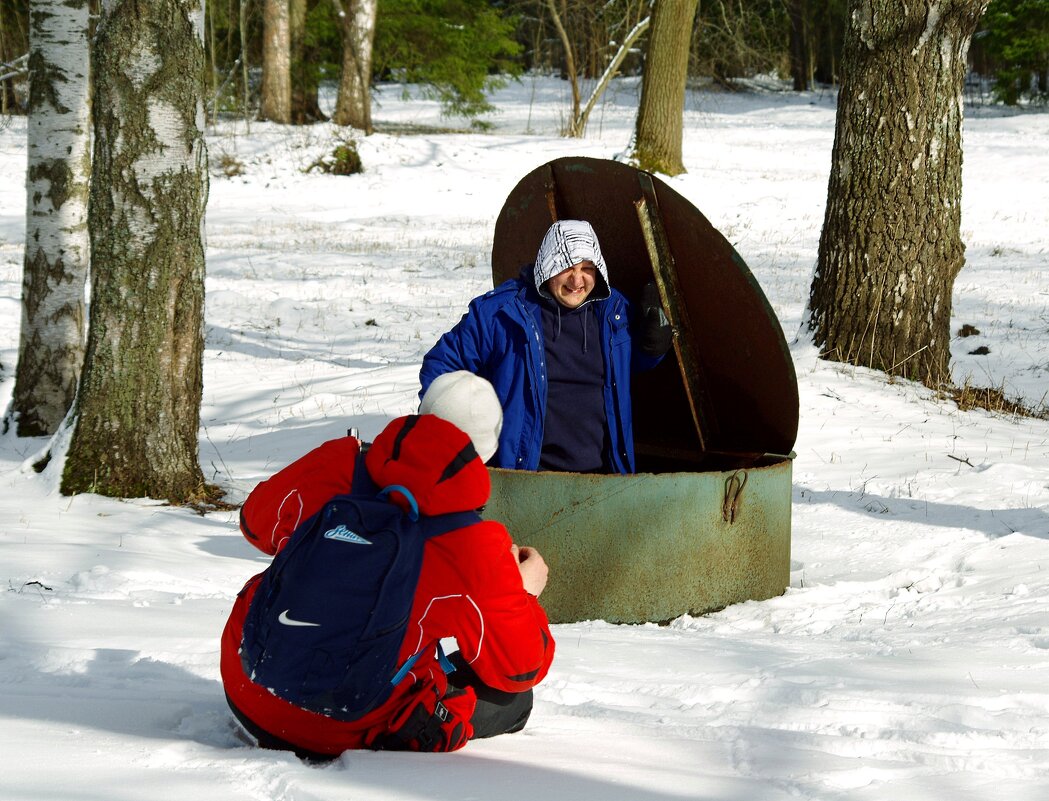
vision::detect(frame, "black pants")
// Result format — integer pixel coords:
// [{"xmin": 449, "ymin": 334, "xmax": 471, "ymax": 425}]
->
[
  {"xmin": 228, "ymin": 653, "xmax": 533, "ymax": 760},
  {"xmin": 445, "ymin": 650, "xmax": 533, "ymax": 740}
]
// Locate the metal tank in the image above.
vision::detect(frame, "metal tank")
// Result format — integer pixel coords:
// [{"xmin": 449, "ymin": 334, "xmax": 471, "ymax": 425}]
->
[{"xmin": 482, "ymin": 157, "xmax": 798, "ymax": 624}]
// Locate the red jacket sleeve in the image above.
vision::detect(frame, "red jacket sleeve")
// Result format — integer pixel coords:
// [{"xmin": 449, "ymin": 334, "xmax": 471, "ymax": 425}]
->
[
  {"xmin": 239, "ymin": 436, "xmax": 360, "ymax": 555},
  {"xmin": 414, "ymin": 521, "xmax": 555, "ymax": 694}
]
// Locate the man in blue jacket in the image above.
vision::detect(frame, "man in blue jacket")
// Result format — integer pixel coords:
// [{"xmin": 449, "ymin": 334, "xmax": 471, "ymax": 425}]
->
[{"xmin": 419, "ymin": 219, "xmax": 672, "ymax": 474}]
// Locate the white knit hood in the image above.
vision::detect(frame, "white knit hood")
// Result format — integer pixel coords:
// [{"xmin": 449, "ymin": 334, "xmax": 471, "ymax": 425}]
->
[{"xmin": 533, "ymin": 220, "xmax": 611, "ymax": 305}]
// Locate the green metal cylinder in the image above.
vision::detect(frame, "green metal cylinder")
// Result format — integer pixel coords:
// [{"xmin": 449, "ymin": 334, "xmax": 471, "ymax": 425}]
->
[{"xmin": 483, "ymin": 457, "xmax": 792, "ymax": 624}]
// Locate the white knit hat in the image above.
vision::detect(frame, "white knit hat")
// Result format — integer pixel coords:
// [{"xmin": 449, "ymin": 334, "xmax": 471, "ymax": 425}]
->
[{"xmin": 419, "ymin": 371, "xmax": 503, "ymax": 463}]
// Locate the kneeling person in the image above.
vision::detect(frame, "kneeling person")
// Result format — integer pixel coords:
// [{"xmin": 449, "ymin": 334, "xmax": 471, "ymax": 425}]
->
[{"xmin": 221, "ymin": 372, "xmax": 554, "ymax": 758}]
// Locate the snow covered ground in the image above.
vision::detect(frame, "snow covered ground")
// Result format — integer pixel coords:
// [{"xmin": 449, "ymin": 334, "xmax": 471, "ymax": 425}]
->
[{"xmin": 1, "ymin": 77, "xmax": 1047, "ymax": 801}]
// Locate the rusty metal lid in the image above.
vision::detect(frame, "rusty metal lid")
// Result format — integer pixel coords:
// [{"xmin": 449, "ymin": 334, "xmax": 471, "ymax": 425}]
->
[{"xmin": 492, "ymin": 157, "xmax": 798, "ymax": 470}]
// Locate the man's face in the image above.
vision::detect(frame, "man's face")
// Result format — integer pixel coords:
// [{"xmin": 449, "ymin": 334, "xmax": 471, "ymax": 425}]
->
[{"xmin": 546, "ymin": 260, "xmax": 596, "ymax": 309}]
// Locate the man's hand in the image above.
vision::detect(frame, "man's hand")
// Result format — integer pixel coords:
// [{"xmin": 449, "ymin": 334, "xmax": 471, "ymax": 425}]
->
[{"xmin": 511, "ymin": 544, "xmax": 549, "ymax": 597}]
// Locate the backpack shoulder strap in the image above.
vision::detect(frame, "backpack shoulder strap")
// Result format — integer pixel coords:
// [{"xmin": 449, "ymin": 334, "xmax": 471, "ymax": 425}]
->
[
  {"xmin": 350, "ymin": 452, "xmax": 377, "ymax": 496},
  {"xmin": 417, "ymin": 508, "xmax": 483, "ymax": 540}
]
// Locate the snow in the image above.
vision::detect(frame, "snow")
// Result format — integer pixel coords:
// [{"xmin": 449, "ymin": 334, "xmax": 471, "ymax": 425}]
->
[{"xmin": 1, "ymin": 77, "xmax": 1048, "ymax": 800}]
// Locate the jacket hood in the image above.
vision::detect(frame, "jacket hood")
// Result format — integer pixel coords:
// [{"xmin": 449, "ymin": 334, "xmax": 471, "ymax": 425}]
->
[
  {"xmin": 533, "ymin": 220, "xmax": 611, "ymax": 306},
  {"xmin": 365, "ymin": 414, "xmax": 491, "ymax": 515}
]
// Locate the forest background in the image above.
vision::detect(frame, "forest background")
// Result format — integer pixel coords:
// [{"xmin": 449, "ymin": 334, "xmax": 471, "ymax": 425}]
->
[
  {"xmin": 5, "ymin": 0, "xmax": 1048, "ymax": 497},
  {"xmin": 2, "ymin": 0, "xmax": 1049, "ymax": 123}
]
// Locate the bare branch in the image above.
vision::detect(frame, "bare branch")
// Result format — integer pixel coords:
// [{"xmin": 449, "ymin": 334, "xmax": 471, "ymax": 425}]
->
[{"xmin": 573, "ymin": 15, "xmax": 650, "ymax": 137}]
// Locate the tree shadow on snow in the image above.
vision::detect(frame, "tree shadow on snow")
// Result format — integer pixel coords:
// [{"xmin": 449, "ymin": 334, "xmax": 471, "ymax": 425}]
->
[
  {"xmin": 795, "ymin": 484, "xmax": 1049, "ymax": 540},
  {"xmin": 0, "ymin": 647, "xmax": 244, "ymax": 751}
]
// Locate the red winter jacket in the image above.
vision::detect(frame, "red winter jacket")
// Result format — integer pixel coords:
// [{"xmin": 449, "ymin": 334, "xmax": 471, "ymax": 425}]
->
[{"xmin": 220, "ymin": 414, "xmax": 555, "ymax": 755}]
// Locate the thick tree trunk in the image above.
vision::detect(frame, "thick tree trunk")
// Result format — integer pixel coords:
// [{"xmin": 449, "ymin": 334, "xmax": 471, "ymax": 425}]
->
[
  {"xmin": 332, "ymin": 0, "xmax": 376, "ymax": 133},
  {"xmin": 13, "ymin": 0, "xmax": 91, "ymax": 436},
  {"xmin": 260, "ymin": 0, "xmax": 291, "ymax": 122},
  {"xmin": 631, "ymin": 0, "xmax": 699, "ymax": 176},
  {"xmin": 809, "ymin": 0, "xmax": 989, "ymax": 388},
  {"xmin": 62, "ymin": 0, "xmax": 210, "ymax": 501},
  {"xmin": 290, "ymin": 0, "xmax": 323, "ymax": 123}
]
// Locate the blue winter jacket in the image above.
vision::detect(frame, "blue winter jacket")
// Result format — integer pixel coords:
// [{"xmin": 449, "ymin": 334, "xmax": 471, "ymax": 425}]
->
[{"xmin": 419, "ymin": 269, "xmax": 659, "ymax": 473}]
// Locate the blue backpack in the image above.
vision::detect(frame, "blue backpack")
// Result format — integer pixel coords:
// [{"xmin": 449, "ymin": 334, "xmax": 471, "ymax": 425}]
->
[{"xmin": 240, "ymin": 455, "xmax": 480, "ymax": 720}]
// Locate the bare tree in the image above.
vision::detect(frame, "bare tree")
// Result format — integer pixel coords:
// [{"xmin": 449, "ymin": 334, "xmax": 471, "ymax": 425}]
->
[
  {"xmin": 62, "ymin": 0, "xmax": 211, "ymax": 501},
  {"xmin": 13, "ymin": 0, "xmax": 91, "ymax": 436},
  {"xmin": 290, "ymin": 0, "xmax": 325, "ymax": 122},
  {"xmin": 573, "ymin": 14, "xmax": 650, "ymax": 137},
  {"xmin": 630, "ymin": 0, "xmax": 699, "ymax": 175},
  {"xmin": 331, "ymin": 0, "xmax": 376, "ymax": 132},
  {"xmin": 240, "ymin": 0, "xmax": 251, "ymax": 119},
  {"xmin": 544, "ymin": 0, "xmax": 581, "ymax": 129},
  {"xmin": 260, "ymin": 0, "xmax": 291, "ymax": 122},
  {"xmin": 787, "ymin": 0, "xmax": 811, "ymax": 90},
  {"xmin": 808, "ymin": 0, "xmax": 991, "ymax": 388}
]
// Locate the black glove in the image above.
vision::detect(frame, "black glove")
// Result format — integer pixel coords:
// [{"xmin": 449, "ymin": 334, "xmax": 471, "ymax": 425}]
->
[{"xmin": 639, "ymin": 281, "xmax": 673, "ymax": 358}]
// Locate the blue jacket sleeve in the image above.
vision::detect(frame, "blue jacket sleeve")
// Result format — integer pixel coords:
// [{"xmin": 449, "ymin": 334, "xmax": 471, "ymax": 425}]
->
[{"xmin": 419, "ymin": 298, "xmax": 494, "ymax": 400}]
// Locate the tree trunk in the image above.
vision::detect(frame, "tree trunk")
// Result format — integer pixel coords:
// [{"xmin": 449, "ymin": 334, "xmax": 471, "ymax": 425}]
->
[
  {"xmin": 290, "ymin": 0, "xmax": 324, "ymax": 123},
  {"xmin": 808, "ymin": 0, "xmax": 990, "ymax": 388},
  {"xmin": 545, "ymin": 0, "xmax": 580, "ymax": 135},
  {"xmin": 788, "ymin": 0, "xmax": 811, "ymax": 91},
  {"xmin": 62, "ymin": 0, "xmax": 210, "ymax": 502},
  {"xmin": 332, "ymin": 0, "xmax": 376, "ymax": 132},
  {"xmin": 812, "ymin": 1, "xmax": 846, "ymax": 86},
  {"xmin": 631, "ymin": 0, "xmax": 699, "ymax": 176},
  {"xmin": 239, "ymin": 0, "xmax": 251, "ymax": 120},
  {"xmin": 260, "ymin": 0, "xmax": 291, "ymax": 122},
  {"xmin": 13, "ymin": 0, "xmax": 91, "ymax": 436}
]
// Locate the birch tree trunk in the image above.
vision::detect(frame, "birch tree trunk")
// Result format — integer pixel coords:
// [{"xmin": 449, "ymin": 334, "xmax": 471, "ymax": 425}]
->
[
  {"xmin": 808, "ymin": 0, "xmax": 990, "ymax": 388},
  {"xmin": 332, "ymin": 0, "xmax": 376, "ymax": 133},
  {"xmin": 630, "ymin": 0, "xmax": 699, "ymax": 176},
  {"xmin": 260, "ymin": 0, "xmax": 291, "ymax": 122},
  {"xmin": 13, "ymin": 0, "xmax": 91, "ymax": 436},
  {"xmin": 62, "ymin": 0, "xmax": 210, "ymax": 501}
]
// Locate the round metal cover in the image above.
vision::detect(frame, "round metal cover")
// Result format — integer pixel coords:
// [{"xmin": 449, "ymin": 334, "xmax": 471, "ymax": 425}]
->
[{"xmin": 492, "ymin": 157, "xmax": 799, "ymax": 470}]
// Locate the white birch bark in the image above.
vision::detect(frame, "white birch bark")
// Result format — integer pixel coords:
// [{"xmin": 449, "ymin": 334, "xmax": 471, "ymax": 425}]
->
[
  {"xmin": 62, "ymin": 0, "xmax": 210, "ymax": 501},
  {"xmin": 13, "ymin": 0, "xmax": 91, "ymax": 436},
  {"xmin": 332, "ymin": 0, "xmax": 376, "ymax": 133}
]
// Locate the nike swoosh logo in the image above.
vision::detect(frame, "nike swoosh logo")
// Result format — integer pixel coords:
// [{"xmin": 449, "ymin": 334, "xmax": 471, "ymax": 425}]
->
[{"xmin": 278, "ymin": 609, "xmax": 321, "ymax": 627}]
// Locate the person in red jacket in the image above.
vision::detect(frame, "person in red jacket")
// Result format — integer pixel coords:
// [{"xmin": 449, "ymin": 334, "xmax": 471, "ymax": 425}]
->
[{"xmin": 221, "ymin": 372, "xmax": 555, "ymax": 759}]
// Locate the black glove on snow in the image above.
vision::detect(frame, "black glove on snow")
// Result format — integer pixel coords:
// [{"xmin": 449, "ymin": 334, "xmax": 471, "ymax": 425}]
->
[{"xmin": 639, "ymin": 281, "xmax": 674, "ymax": 358}]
